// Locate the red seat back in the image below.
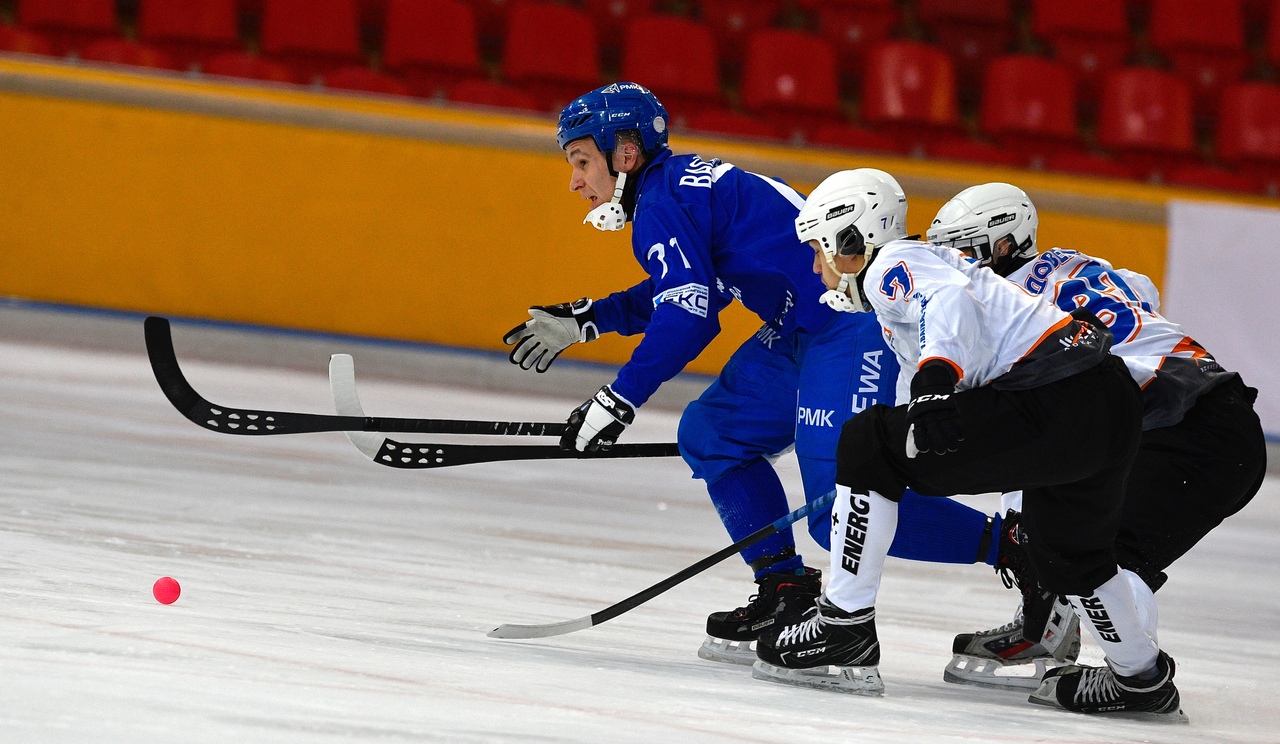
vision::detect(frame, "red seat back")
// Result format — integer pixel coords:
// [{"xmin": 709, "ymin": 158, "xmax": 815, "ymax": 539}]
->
[
  {"xmin": 501, "ymin": 2, "xmax": 601, "ymax": 111},
  {"xmin": 622, "ymin": 15, "xmax": 720, "ymax": 119},
  {"xmin": 1033, "ymin": 0, "xmax": 1127, "ymax": 37},
  {"xmin": 741, "ymin": 29, "xmax": 840, "ymax": 115},
  {"xmin": 138, "ymin": 0, "xmax": 240, "ymax": 69},
  {"xmin": 1098, "ymin": 67, "xmax": 1193, "ymax": 152},
  {"xmin": 383, "ymin": 0, "xmax": 483, "ymax": 97},
  {"xmin": 861, "ymin": 40, "xmax": 959, "ymax": 147},
  {"xmin": 260, "ymin": 0, "xmax": 362, "ymax": 81},
  {"xmin": 1217, "ymin": 82, "xmax": 1280, "ymax": 164},
  {"xmin": 1166, "ymin": 163, "xmax": 1261, "ymax": 193},
  {"xmin": 1149, "ymin": 0, "xmax": 1247, "ymax": 108},
  {"xmin": 980, "ymin": 54, "xmax": 1078, "ymax": 164},
  {"xmin": 17, "ymin": 0, "xmax": 118, "ymax": 55}
]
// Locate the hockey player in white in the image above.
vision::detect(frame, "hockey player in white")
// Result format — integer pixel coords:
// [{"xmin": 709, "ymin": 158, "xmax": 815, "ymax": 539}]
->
[
  {"xmin": 752, "ymin": 168, "xmax": 1188, "ymax": 720},
  {"xmin": 928, "ymin": 183, "xmax": 1265, "ymax": 710}
]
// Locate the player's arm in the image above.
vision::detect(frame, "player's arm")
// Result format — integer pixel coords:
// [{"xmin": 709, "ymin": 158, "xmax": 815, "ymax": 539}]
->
[{"xmin": 563, "ymin": 199, "xmax": 722, "ymax": 451}]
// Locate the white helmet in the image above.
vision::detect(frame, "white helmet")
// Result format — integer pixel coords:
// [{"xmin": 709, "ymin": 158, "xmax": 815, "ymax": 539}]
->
[
  {"xmin": 795, "ymin": 168, "xmax": 907, "ymax": 312},
  {"xmin": 927, "ymin": 182, "xmax": 1038, "ymax": 276}
]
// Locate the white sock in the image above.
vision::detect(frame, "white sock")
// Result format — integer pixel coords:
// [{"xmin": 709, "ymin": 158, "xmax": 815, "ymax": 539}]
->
[
  {"xmin": 824, "ymin": 485, "xmax": 898, "ymax": 612},
  {"xmin": 1122, "ymin": 568, "xmax": 1160, "ymax": 647},
  {"xmin": 1068, "ymin": 571, "xmax": 1160, "ymax": 677}
]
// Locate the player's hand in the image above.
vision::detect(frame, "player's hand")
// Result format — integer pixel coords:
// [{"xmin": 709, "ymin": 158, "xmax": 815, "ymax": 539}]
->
[
  {"xmin": 561, "ymin": 385, "xmax": 635, "ymax": 452},
  {"xmin": 906, "ymin": 361, "xmax": 964, "ymax": 457},
  {"xmin": 503, "ymin": 298, "xmax": 599, "ymax": 373}
]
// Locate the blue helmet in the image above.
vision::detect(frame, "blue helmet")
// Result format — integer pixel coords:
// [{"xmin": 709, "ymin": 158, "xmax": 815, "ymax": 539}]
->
[{"xmin": 557, "ymin": 82, "xmax": 669, "ymax": 156}]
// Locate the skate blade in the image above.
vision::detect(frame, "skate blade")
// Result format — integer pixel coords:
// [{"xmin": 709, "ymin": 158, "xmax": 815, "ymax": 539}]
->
[
  {"xmin": 697, "ymin": 637, "xmax": 756, "ymax": 666},
  {"xmin": 943, "ymin": 654, "xmax": 1058, "ymax": 691},
  {"xmin": 1028, "ymin": 677, "xmax": 1190, "ymax": 724},
  {"xmin": 751, "ymin": 659, "xmax": 885, "ymax": 696}
]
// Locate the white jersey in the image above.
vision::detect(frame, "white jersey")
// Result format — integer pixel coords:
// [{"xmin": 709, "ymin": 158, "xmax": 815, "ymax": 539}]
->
[
  {"xmin": 1005, "ymin": 248, "xmax": 1235, "ymax": 428},
  {"xmin": 865, "ymin": 240, "xmax": 1108, "ymax": 402}
]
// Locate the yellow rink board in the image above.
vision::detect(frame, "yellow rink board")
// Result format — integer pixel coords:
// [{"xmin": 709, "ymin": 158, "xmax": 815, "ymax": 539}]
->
[{"xmin": 1, "ymin": 56, "xmax": 1273, "ymax": 375}]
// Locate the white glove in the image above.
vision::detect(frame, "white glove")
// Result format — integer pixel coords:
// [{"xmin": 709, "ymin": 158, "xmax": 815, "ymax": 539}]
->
[
  {"xmin": 561, "ymin": 385, "xmax": 635, "ymax": 452},
  {"xmin": 503, "ymin": 298, "xmax": 599, "ymax": 373}
]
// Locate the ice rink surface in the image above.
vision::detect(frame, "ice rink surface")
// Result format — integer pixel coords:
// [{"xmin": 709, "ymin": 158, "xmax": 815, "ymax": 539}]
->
[{"xmin": 3, "ymin": 327, "xmax": 1278, "ymax": 743}]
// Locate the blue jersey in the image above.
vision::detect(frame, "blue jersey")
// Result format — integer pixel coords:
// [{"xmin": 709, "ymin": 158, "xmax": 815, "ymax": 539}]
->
[{"xmin": 592, "ymin": 150, "xmax": 834, "ymax": 406}]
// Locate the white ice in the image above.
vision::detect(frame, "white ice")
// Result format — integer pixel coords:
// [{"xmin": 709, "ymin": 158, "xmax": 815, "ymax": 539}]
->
[{"xmin": 2, "ymin": 324, "xmax": 1278, "ymax": 743}]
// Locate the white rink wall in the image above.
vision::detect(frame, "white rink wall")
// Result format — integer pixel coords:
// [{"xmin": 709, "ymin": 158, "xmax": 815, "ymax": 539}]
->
[{"xmin": 1166, "ymin": 200, "xmax": 1280, "ymax": 440}]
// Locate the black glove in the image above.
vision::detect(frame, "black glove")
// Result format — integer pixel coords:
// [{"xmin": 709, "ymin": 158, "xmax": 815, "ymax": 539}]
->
[
  {"xmin": 906, "ymin": 360, "xmax": 964, "ymax": 457},
  {"xmin": 503, "ymin": 298, "xmax": 599, "ymax": 373},
  {"xmin": 561, "ymin": 385, "xmax": 635, "ymax": 452}
]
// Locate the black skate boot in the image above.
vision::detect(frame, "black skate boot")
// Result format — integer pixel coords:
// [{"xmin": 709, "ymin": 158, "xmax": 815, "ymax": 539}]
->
[
  {"xmin": 1029, "ymin": 650, "xmax": 1188, "ymax": 723},
  {"xmin": 751, "ymin": 595, "xmax": 884, "ymax": 695},
  {"xmin": 698, "ymin": 567, "xmax": 821, "ymax": 665},
  {"xmin": 945, "ymin": 594, "xmax": 1081, "ymax": 689}
]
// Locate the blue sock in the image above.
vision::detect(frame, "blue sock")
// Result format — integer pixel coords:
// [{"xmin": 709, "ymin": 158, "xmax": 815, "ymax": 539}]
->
[
  {"xmin": 707, "ymin": 457, "xmax": 804, "ymax": 579},
  {"xmin": 887, "ymin": 491, "xmax": 1001, "ymax": 565}
]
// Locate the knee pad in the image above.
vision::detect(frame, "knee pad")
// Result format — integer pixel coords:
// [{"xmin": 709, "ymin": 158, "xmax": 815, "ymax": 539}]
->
[{"xmin": 835, "ymin": 407, "xmax": 905, "ymax": 501}]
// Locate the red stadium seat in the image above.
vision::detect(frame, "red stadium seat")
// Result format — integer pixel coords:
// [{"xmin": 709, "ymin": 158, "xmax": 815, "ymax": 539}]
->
[
  {"xmin": 138, "ymin": 0, "xmax": 240, "ymax": 71},
  {"xmin": 382, "ymin": 0, "xmax": 484, "ymax": 98},
  {"xmin": 81, "ymin": 38, "xmax": 178, "ymax": 70},
  {"xmin": 812, "ymin": 0, "xmax": 898, "ymax": 80},
  {"xmin": 204, "ymin": 50, "xmax": 297, "ymax": 83},
  {"xmin": 259, "ymin": 0, "xmax": 363, "ymax": 83},
  {"xmin": 16, "ymin": 0, "xmax": 118, "ymax": 56},
  {"xmin": 740, "ymin": 29, "xmax": 842, "ymax": 140},
  {"xmin": 1097, "ymin": 67, "xmax": 1195, "ymax": 181},
  {"xmin": 0, "ymin": 25, "xmax": 55, "ymax": 56},
  {"xmin": 1216, "ymin": 82, "xmax": 1280, "ymax": 190},
  {"xmin": 809, "ymin": 122, "xmax": 902, "ymax": 154},
  {"xmin": 1148, "ymin": 0, "xmax": 1248, "ymax": 112},
  {"xmin": 621, "ymin": 15, "xmax": 721, "ymax": 122},
  {"xmin": 1043, "ymin": 150, "xmax": 1140, "ymax": 180},
  {"xmin": 684, "ymin": 108, "xmax": 784, "ymax": 141},
  {"xmin": 861, "ymin": 40, "xmax": 961, "ymax": 152},
  {"xmin": 358, "ymin": 0, "xmax": 389, "ymax": 25},
  {"xmin": 980, "ymin": 55, "xmax": 1080, "ymax": 166},
  {"xmin": 324, "ymin": 66, "xmax": 412, "ymax": 96},
  {"xmin": 1166, "ymin": 163, "xmax": 1262, "ymax": 193},
  {"xmin": 502, "ymin": 2, "xmax": 601, "ymax": 112},
  {"xmin": 916, "ymin": 0, "xmax": 1012, "ymax": 100},
  {"xmin": 927, "ymin": 136, "xmax": 1024, "ymax": 167},
  {"xmin": 1031, "ymin": 0, "xmax": 1129, "ymax": 106},
  {"xmin": 447, "ymin": 78, "xmax": 539, "ymax": 111},
  {"xmin": 699, "ymin": 0, "xmax": 781, "ymax": 64},
  {"xmin": 582, "ymin": 0, "xmax": 656, "ymax": 47}
]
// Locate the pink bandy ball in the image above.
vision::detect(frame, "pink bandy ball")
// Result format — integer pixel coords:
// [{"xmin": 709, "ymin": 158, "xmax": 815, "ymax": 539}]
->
[{"xmin": 153, "ymin": 576, "xmax": 181, "ymax": 605}]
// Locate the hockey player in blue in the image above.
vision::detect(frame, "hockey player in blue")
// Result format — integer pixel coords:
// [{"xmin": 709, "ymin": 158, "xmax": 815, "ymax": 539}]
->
[{"xmin": 504, "ymin": 83, "xmax": 1002, "ymax": 665}]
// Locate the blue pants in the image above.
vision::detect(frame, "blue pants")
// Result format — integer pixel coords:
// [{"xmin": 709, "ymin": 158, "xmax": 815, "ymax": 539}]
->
[{"xmin": 679, "ymin": 314, "xmax": 1000, "ymax": 577}]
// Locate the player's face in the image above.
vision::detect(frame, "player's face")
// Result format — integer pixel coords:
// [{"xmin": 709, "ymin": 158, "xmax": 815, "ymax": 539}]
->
[
  {"xmin": 809, "ymin": 241, "xmax": 866, "ymax": 289},
  {"xmin": 566, "ymin": 137, "xmax": 618, "ymax": 211}
]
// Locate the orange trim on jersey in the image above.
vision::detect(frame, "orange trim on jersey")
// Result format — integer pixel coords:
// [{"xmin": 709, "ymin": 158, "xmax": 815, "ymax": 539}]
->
[
  {"xmin": 1170, "ymin": 336, "xmax": 1209, "ymax": 359},
  {"xmin": 1018, "ymin": 315, "xmax": 1074, "ymax": 361},
  {"xmin": 919, "ymin": 356, "xmax": 964, "ymax": 381}
]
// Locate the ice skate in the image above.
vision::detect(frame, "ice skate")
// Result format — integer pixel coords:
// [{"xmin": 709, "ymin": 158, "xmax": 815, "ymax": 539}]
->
[
  {"xmin": 698, "ymin": 567, "xmax": 821, "ymax": 665},
  {"xmin": 1029, "ymin": 650, "xmax": 1188, "ymax": 723},
  {"xmin": 944, "ymin": 595, "xmax": 1080, "ymax": 690},
  {"xmin": 751, "ymin": 595, "xmax": 884, "ymax": 696}
]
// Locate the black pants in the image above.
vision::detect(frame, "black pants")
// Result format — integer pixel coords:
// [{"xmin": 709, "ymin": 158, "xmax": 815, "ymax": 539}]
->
[
  {"xmin": 836, "ymin": 355, "xmax": 1145, "ymax": 596},
  {"xmin": 1114, "ymin": 377, "xmax": 1266, "ymax": 590}
]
